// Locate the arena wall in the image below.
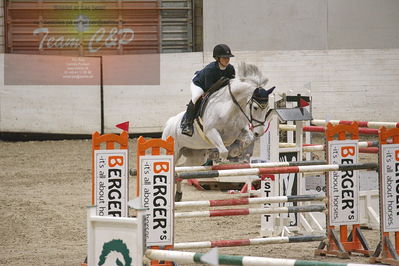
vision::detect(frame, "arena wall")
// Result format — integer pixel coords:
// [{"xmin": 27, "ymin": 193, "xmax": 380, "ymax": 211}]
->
[
  {"xmin": 0, "ymin": 54, "xmax": 102, "ymax": 135},
  {"xmin": 225, "ymin": 49, "xmax": 399, "ymax": 122},
  {"xmin": 103, "ymin": 52, "xmax": 203, "ymax": 133},
  {"xmin": 1, "ymin": 0, "xmax": 399, "ymax": 136},
  {"xmin": 203, "ymin": 0, "xmax": 399, "ymax": 51},
  {"xmin": 1, "ymin": 49, "xmax": 398, "ymax": 136},
  {"xmin": 0, "ymin": 1, "xmax": 4, "ymax": 53}
]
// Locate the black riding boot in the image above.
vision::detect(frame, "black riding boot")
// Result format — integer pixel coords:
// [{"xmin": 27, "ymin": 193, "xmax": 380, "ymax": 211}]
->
[{"xmin": 181, "ymin": 100, "xmax": 196, "ymax": 136}]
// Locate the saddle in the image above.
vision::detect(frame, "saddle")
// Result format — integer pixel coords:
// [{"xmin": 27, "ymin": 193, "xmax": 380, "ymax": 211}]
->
[{"xmin": 181, "ymin": 76, "xmax": 231, "ymax": 127}]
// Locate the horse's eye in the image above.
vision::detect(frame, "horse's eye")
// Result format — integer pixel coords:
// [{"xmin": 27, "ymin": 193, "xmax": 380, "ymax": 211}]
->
[{"xmin": 254, "ymin": 106, "xmax": 258, "ymax": 111}]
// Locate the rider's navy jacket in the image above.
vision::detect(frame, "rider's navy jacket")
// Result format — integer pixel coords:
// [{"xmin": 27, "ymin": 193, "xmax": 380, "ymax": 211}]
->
[{"xmin": 192, "ymin": 61, "xmax": 235, "ymax": 92}]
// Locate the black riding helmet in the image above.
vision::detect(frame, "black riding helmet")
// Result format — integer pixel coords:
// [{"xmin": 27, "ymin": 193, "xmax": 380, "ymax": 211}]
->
[
  {"xmin": 252, "ymin": 87, "xmax": 275, "ymax": 108},
  {"xmin": 213, "ymin": 44, "xmax": 234, "ymax": 59}
]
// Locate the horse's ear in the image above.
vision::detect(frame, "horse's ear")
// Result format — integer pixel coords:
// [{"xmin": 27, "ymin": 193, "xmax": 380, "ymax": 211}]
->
[{"xmin": 266, "ymin": 86, "xmax": 276, "ymax": 95}]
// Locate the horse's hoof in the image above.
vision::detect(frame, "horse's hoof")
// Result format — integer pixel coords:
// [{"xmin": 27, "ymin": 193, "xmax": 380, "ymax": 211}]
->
[
  {"xmin": 175, "ymin": 192, "xmax": 183, "ymax": 202},
  {"xmin": 219, "ymin": 150, "xmax": 229, "ymax": 162}
]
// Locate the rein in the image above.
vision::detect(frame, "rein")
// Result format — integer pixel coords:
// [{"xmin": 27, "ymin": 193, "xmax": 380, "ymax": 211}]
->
[
  {"xmin": 249, "ymin": 101, "xmax": 273, "ymax": 129},
  {"xmin": 228, "ymin": 84, "xmax": 252, "ymax": 124}
]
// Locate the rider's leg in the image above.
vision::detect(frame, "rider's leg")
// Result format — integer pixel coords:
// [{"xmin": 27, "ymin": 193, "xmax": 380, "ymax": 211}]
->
[
  {"xmin": 190, "ymin": 82, "xmax": 204, "ymax": 104},
  {"xmin": 182, "ymin": 82, "xmax": 203, "ymax": 136},
  {"xmin": 181, "ymin": 100, "xmax": 195, "ymax": 136}
]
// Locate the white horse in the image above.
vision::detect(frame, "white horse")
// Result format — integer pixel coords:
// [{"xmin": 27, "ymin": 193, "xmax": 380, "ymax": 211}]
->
[{"xmin": 162, "ymin": 63, "xmax": 274, "ymax": 200}]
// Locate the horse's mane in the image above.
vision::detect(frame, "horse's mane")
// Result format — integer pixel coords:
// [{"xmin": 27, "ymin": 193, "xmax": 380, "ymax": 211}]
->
[{"xmin": 237, "ymin": 62, "xmax": 268, "ymax": 88}]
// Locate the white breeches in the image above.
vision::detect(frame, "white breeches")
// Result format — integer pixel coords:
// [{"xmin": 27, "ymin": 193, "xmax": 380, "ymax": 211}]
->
[{"xmin": 190, "ymin": 81, "xmax": 204, "ymax": 104}]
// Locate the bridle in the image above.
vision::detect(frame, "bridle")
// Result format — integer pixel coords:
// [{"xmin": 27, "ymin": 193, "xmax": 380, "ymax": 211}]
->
[
  {"xmin": 228, "ymin": 84, "xmax": 272, "ymax": 131},
  {"xmin": 248, "ymin": 98, "xmax": 272, "ymax": 130}
]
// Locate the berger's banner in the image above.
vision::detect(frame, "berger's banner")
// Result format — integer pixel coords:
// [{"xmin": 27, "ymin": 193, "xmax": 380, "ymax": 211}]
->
[
  {"xmin": 140, "ymin": 155, "xmax": 174, "ymax": 247},
  {"xmin": 4, "ymin": 0, "xmax": 161, "ymax": 85},
  {"xmin": 381, "ymin": 144, "xmax": 399, "ymax": 232},
  {"xmin": 94, "ymin": 149, "xmax": 128, "ymax": 217},
  {"xmin": 328, "ymin": 140, "xmax": 359, "ymax": 226},
  {"xmin": 6, "ymin": 0, "xmax": 160, "ymax": 56}
]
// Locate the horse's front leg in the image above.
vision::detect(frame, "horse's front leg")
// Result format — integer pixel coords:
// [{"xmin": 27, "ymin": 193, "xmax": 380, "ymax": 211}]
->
[
  {"xmin": 227, "ymin": 129, "xmax": 255, "ymax": 159},
  {"xmin": 206, "ymin": 128, "xmax": 229, "ymax": 160},
  {"xmin": 238, "ymin": 128, "xmax": 255, "ymax": 150}
]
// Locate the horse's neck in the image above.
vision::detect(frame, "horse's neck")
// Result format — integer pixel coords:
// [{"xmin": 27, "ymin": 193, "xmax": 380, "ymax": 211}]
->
[{"xmin": 207, "ymin": 81, "xmax": 251, "ymax": 112}]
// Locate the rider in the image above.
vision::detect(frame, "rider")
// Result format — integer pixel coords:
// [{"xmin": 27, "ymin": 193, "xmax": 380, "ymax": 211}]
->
[{"xmin": 181, "ymin": 44, "xmax": 236, "ymax": 136}]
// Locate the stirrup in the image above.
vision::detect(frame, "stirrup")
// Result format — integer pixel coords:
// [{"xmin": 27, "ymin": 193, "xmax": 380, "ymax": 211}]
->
[{"xmin": 182, "ymin": 124, "xmax": 194, "ymax": 137}]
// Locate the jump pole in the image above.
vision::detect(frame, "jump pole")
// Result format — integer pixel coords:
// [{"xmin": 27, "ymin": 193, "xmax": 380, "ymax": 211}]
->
[
  {"xmin": 175, "ymin": 194, "xmax": 325, "ymax": 209},
  {"xmin": 315, "ymin": 123, "xmax": 371, "ymax": 258},
  {"xmin": 280, "ymin": 124, "xmax": 379, "ymax": 135},
  {"xmin": 311, "ymin": 119, "xmax": 399, "ymax": 129},
  {"xmin": 145, "ymin": 249, "xmax": 376, "ymax": 266},
  {"xmin": 175, "ymin": 205, "xmax": 326, "ymax": 219},
  {"xmin": 175, "ymin": 162, "xmax": 378, "ymax": 180},
  {"xmin": 175, "ymin": 160, "xmax": 327, "ymax": 172},
  {"xmin": 129, "ymin": 160, "xmax": 327, "ymax": 176},
  {"xmin": 370, "ymin": 127, "xmax": 399, "ymax": 265},
  {"xmin": 173, "ymin": 235, "xmax": 326, "ymax": 249},
  {"xmin": 280, "ymin": 142, "xmax": 382, "ymax": 153}
]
